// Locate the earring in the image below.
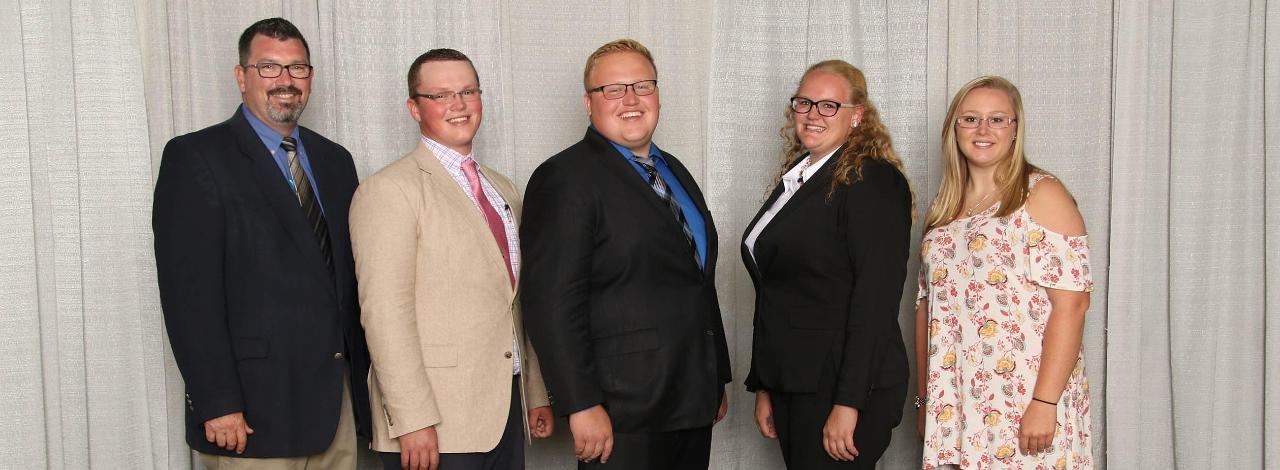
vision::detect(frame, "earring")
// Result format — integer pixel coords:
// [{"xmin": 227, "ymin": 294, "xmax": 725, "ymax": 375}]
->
[{"xmin": 852, "ymin": 120, "xmax": 859, "ymax": 129}]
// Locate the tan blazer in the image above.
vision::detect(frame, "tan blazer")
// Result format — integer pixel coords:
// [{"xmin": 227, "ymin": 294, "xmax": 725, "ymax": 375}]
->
[{"xmin": 349, "ymin": 143, "xmax": 549, "ymax": 453}]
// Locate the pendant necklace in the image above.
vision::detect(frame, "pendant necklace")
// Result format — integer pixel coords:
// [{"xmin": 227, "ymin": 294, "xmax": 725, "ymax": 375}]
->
[{"xmin": 965, "ymin": 189, "xmax": 995, "ymax": 216}]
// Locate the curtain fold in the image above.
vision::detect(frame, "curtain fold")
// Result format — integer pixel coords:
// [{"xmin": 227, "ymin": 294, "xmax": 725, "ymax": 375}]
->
[
  {"xmin": 3, "ymin": 1, "xmax": 1276, "ymax": 468},
  {"xmin": 1106, "ymin": 1, "xmax": 1176, "ymax": 468}
]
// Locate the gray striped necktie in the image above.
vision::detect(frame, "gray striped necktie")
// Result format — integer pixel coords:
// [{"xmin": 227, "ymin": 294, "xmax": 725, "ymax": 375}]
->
[
  {"xmin": 281, "ymin": 137, "xmax": 333, "ymax": 272},
  {"xmin": 632, "ymin": 155, "xmax": 702, "ymax": 270}
]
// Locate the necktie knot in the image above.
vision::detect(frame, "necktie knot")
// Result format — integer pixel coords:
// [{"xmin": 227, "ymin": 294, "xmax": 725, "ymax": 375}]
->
[
  {"xmin": 281, "ymin": 137, "xmax": 297, "ymax": 154},
  {"xmin": 631, "ymin": 155, "xmax": 658, "ymax": 178}
]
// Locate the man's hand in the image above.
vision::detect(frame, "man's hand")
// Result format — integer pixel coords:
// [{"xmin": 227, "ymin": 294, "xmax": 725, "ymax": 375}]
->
[
  {"xmin": 823, "ymin": 404, "xmax": 860, "ymax": 461},
  {"xmin": 568, "ymin": 405, "xmax": 613, "ymax": 464},
  {"xmin": 528, "ymin": 406, "xmax": 555, "ymax": 438},
  {"xmin": 204, "ymin": 412, "xmax": 254, "ymax": 454},
  {"xmin": 714, "ymin": 387, "xmax": 729, "ymax": 425},
  {"xmin": 754, "ymin": 391, "xmax": 777, "ymax": 438},
  {"xmin": 398, "ymin": 426, "xmax": 440, "ymax": 470}
]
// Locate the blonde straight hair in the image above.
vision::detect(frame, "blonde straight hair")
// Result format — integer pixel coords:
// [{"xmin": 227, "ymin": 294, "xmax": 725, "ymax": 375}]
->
[{"xmin": 925, "ymin": 75, "xmax": 1039, "ymax": 228}]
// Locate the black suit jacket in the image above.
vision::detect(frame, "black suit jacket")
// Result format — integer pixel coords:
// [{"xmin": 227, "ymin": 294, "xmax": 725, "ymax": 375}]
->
[
  {"xmin": 742, "ymin": 152, "xmax": 911, "ymax": 420},
  {"xmin": 153, "ymin": 108, "xmax": 371, "ymax": 457},
  {"xmin": 520, "ymin": 128, "xmax": 732, "ymax": 433}
]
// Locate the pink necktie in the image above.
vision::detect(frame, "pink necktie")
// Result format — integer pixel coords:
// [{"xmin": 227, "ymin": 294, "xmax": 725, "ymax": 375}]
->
[{"xmin": 461, "ymin": 159, "xmax": 514, "ymax": 287}]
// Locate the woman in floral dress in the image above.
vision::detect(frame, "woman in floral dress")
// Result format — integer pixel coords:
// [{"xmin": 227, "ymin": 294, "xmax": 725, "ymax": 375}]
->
[{"xmin": 915, "ymin": 76, "xmax": 1093, "ymax": 469}]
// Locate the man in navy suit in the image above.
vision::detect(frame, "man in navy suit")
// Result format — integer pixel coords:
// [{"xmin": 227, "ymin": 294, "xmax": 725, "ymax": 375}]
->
[
  {"xmin": 520, "ymin": 39, "xmax": 731, "ymax": 470},
  {"xmin": 153, "ymin": 17, "xmax": 370, "ymax": 469}
]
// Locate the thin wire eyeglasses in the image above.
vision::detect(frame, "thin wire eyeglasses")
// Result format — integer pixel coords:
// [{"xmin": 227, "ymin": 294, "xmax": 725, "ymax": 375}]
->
[
  {"xmin": 955, "ymin": 115, "xmax": 1017, "ymax": 129},
  {"xmin": 412, "ymin": 89, "xmax": 484, "ymax": 103}
]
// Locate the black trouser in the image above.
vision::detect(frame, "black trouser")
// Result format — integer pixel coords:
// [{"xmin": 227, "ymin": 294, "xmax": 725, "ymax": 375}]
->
[
  {"xmin": 768, "ymin": 368, "xmax": 904, "ymax": 470},
  {"xmin": 380, "ymin": 375, "xmax": 524, "ymax": 470},
  {"xmin": 577, "ymin": 425, "xmax": 713, "ymax": 470}
]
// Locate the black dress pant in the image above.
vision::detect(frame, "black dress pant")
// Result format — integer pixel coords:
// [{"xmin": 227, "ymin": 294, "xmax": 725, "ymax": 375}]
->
[
  {"xmin": 767, "ymin": 368, "xmax": 904, "ymax": 470},
  {"xmin": 578, "ymin": 425, "xmax": 712, "ymax": 470},
  {"xmin": 380, "ymin": 375, "xmax": 525, "ymax": 470}
]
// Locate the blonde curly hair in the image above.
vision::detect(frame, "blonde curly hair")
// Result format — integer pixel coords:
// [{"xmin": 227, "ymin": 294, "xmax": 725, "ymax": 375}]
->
[{"xmin": 778, "ymin": 60, "xmax": 914, "ymax": 221}]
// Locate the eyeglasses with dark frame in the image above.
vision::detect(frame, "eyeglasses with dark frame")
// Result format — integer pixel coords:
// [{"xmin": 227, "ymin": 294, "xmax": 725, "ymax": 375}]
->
[
  {"xmin": 411, "ymin": 89, "xmax": 483, "ymax": 103},
  {"xmin": 588, "ymin": 80, "xmax": 658, "ymax": 100},
  {"xmin": 955, "ymin": 114, "xmax": 1017, "ymax": 129},
  {"xmin": 243, "ymin": 62, "xmax": 314, "ymax": 79},
  {"xmin": 790, "ymin": 97, "xmax": 855, "ymax": 117}
]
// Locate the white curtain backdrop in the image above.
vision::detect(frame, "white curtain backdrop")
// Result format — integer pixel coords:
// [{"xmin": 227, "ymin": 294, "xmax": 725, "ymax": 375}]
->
[{"xmin": 1, "ymin": 1, "xmax": 1275, "ymax": 468}]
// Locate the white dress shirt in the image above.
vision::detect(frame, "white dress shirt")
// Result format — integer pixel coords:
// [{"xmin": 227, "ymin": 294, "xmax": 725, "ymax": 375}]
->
[{"xmin": 744, "ymin": 149, "xmax": 837, "ymax": 260}]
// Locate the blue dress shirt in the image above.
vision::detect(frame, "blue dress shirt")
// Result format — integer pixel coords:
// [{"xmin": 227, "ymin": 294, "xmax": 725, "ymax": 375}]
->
[
  {"xmin": 600, "ymin": 129, "xmax": 708, "ymax": 269},
  {"xmin": 241, "ymin": 105, "xmax": 326, "ymax": 213}
]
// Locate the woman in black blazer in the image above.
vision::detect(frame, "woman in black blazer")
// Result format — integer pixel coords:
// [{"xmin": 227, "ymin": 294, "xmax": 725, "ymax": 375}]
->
[{"xmin": 742, "ymin": 60, "xmax": 913, "ymax": 469}]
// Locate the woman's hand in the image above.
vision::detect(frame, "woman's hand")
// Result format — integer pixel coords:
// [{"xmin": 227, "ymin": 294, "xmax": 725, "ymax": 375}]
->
[
  {"xmin": 1018, "ymin": 400, "xmax": 1056, "ymax": 456},
  {"xmin": 823, "ymin": 404, "xmax": 860, "ymax": 461},
  {"xmin": 754, "ymin": 391, "xmax": 777, "ymax": 438}
]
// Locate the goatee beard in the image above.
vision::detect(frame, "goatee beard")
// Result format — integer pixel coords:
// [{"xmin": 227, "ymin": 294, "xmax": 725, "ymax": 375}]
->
[
  {"xmin": 267, "ymin": 102, "xmax": 303, "ymax": 123},
  {"xmin": 266, "ymin": 85, "xmax": 305, "ymax": 123}
]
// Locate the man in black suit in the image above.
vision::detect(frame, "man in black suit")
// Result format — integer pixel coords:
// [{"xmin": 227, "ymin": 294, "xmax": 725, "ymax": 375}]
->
[
  {"xmin": 152, "ymin": 17, "xmax": 370, "ymax": 469},
  {"xmin": 520, "ymin": 39, "xmax": 731, "ymax": 470}
]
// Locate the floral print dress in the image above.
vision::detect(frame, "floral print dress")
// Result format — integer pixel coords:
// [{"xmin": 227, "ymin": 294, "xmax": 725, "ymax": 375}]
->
[{"xmin": 918, "ymin": 174, "xmax": 1093, "ymax": 469}]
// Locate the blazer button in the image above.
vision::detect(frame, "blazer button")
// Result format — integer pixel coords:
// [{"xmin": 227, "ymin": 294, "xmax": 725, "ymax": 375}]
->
[
  {"xmin": 504, "ymin": 351, "xmax": 513, "ymax": 359},
  {"xmin": 334, "ymin": 352, "xmax": 344, "ymax": 360},
  {"xmin": 705, "ymin": 329, "xmax": 715, "ymax": 336}
]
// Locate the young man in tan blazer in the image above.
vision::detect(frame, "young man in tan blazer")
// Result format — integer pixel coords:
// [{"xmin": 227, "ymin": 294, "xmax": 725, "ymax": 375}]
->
[{"xmin": 350, "ymin": 49, "xmax": 553, "ymax": 470}]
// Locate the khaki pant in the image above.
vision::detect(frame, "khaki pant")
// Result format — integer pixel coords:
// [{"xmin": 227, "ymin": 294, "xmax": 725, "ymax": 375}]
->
[{"xmin": 199, "ymin": 378, "xmax": 356, "ymax": 470}]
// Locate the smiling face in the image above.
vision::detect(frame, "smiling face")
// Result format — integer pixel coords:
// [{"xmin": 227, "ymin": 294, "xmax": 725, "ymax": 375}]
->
[
  {"xmin": 584, "ymin": 51, "xmax": 660, "ymax": 156},
  {"xmin": 955, "ymin": 87, "xmax": 1017, "ymax": 169},
  {"xmin": 792, "ymin": 70, "xmax": 863, "ymax": 157},
  {"xmin": 407, "ymin": 59, "xmax": 483, "ymax": 155},
  {"xmin": 236, "ymin": 34, "xmax": 311, "ymax": 136}
]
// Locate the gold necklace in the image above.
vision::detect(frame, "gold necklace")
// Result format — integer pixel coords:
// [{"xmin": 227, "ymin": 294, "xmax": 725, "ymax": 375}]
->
[
  {"xmin": 796, "ymin": 156, "xmax": 814, "ymax": 184},
  {"xmin": 965, "ymin": 190, "xmax": 995, "ymax": 216}
]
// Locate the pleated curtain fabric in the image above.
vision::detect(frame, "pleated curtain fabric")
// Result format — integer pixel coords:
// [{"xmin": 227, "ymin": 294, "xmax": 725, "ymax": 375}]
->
[{"xmin": 1, "ymin": 1, "xmax": 1277, "ymax": 469}]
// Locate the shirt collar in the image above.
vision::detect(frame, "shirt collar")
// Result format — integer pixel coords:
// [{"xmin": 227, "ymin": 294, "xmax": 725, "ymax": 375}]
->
[
  {"xmin": 782, "ymin": 148, "xmax": 838, "ymax": 193},
  {"xmin": 420, "ymin": 135, "xmax": 472, "ymax": 175},
  {"xmin": 241, "ymin": 105, "xmax": 301, "ymax": 152}
]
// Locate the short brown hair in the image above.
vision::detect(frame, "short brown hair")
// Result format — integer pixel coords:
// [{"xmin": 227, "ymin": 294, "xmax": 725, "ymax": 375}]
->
[
  {"xmin": 238, "ymin": 18, "xmax": 309, "ymax": 65},
  {"xmin": 407, "ymin": 48, "xmax": 479, "ymax": 97},
  {"xmin": 582, "ymin": 39, "xmax": 656, "ymax": 91}
]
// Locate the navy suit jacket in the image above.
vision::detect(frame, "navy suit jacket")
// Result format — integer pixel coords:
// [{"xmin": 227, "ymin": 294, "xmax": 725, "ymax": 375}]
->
[
  {"xmin": 153, "ymin": 108, "xmax": 371, "ymax": 457},
  {"xmin": 520, "ymin": 128, "xmax": 731, "ymax": 432}
]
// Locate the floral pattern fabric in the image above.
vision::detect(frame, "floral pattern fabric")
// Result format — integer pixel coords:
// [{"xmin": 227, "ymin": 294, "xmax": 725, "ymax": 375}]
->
[{"xmin": 918, "ymin": 174, "xmax": 1093, "ymax": 469}]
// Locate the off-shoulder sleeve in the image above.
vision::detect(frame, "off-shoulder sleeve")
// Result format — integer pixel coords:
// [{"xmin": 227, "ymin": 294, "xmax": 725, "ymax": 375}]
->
[{"xmin": 1025, "ymin": 224, "xmax": 1094, "ymax": 292}]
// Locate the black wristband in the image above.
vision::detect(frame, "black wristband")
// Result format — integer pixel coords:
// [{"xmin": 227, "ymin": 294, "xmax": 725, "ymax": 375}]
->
[{"xmin": 1031, "ymin": 396, "xmax": 1057, "ymax": 406}]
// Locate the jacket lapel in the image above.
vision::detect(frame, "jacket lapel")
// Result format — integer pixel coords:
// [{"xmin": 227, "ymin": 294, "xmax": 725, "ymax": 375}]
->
[
  {"xmin": 741, "ymin": 182, "xmax": 784, "ymax": 280},
  {"xmin": 662, "ymin": 151, "xmax": 718, "ymax": 279},
  {"xmin": 411, "ymin": 144, "xmax": 516, "ymax": 296},
  {"xmin": 586, "ymin": 132, "xmax": 676, "ymax": 222},
  {"xmin": 755, "ymin": 150, "xmax": 839, "ymax": 241},
  {"xmin": 230, "ymin": 111, "xmax": 335, "ymax": 298}
]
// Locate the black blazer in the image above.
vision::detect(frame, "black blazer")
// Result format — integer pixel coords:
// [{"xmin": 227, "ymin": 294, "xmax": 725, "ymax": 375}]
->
[
  {"xmin": 153, "ymin": 108, "xmax": 371, "ymax": 457},
  {"xmin": 520, "ymin": 128, "xmax": 732, "ymax": 433},
  {"xmin": 742, "ymin": 152, "xmax": 911, "ymax": 416}
]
